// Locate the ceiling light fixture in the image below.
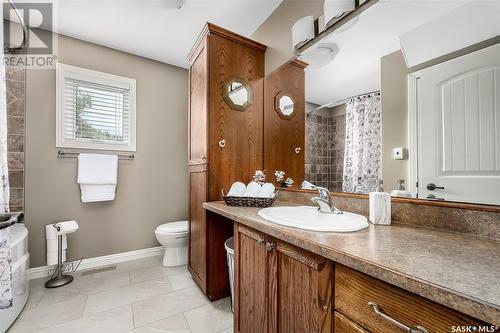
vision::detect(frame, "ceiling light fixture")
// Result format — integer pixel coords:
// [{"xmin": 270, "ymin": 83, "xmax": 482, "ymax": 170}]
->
[{"xmin": 301, "ymin": 43, "xmax": 338, "ymax": 68}]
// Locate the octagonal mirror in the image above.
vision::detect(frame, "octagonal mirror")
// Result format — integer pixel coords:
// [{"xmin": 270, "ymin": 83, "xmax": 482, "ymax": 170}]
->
[
  {"xmin": 274, "ymin": 91, "xmax": 295, "ymax": 119},
  {"xmin": 223, "ymin": 77, "xmax": 252, "ymax": 111}
]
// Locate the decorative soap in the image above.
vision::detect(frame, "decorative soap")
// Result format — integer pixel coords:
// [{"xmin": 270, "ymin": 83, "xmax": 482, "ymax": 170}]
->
[{"xmin": 369, "ymin": 192, "xmax": 391, "ymax": 225}]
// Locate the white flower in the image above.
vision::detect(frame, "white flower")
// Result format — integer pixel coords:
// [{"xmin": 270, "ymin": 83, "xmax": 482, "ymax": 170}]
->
[
  {"xmin": 253, "ymin": 170, "xmax": 266, "ymax": 184},
  {"xmin": 274, "ymin": 170, "xmax": 285, "ymax": 182}
]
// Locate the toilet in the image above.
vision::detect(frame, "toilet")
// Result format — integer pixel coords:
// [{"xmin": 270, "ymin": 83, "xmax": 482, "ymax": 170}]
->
[{"xmin": 155, "ymin": 221, "xmax": 189, "ymax": 267}]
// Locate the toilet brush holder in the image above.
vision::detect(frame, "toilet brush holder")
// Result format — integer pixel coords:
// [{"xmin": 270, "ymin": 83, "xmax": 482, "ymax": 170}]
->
[{"xmin": 45, "ymin": 224, "xmax": 82, "ymax": 288}]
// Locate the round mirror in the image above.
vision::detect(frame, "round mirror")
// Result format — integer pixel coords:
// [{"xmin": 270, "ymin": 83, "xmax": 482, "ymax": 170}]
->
[
  {"xmin": 223, "ymin": 77, "xmax": 252, "ymax": 111},
  {"xmin": 274, "ymin": 91, "xmax": 296, "ymax": 119}
]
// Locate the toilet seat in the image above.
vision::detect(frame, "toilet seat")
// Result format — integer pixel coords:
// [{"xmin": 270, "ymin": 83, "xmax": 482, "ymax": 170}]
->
[{"xmin": 155, "ymin": 221, "xmax": 188, "ymax": 234}]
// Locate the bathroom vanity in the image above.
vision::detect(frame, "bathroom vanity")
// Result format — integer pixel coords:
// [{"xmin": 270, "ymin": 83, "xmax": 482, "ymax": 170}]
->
[{"xmin": 203, "ymin": 201, "xmax": 499, "ymax": 333}]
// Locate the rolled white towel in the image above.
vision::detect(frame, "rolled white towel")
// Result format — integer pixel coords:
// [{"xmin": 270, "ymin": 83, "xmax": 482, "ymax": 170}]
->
[
  {"xmin": 243, "ymin": 182, "xmax": 262, "ymax": 197},
  {"xmin": 255, "ymin": 183, "xmax": 275, "ymax": 198},
  {"xmin": 227, "ymin": 181, "xmax": 246, "ymax": 197}
]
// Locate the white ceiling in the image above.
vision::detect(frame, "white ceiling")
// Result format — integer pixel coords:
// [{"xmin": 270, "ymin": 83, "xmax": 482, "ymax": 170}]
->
[
  {"xmin": 32, "ymin": 0, "xmax": 282, "ymax": 68},
  {"xmin": 301, "ymin": 0, "xmax": 470, "ymax": 106}
]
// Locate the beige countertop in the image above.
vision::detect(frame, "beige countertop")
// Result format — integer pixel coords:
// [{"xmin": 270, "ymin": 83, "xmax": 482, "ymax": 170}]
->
[{"xmin": 203, "ymin": 201, "xmax": 500, "ymax": 326}]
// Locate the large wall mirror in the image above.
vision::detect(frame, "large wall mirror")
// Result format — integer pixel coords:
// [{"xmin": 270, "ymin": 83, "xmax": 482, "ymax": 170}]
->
[{"xmin": 288, "ymin": 1, "xmax": 500, "ymax": 206}]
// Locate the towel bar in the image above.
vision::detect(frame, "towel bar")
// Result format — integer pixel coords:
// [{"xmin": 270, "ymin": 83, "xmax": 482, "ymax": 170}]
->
[{"xmin": 57, "ymin": 150, "xmax": 135, "ymax": 160}]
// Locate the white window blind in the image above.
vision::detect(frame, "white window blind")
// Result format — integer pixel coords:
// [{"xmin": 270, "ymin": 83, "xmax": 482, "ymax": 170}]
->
[{"xmin": 56, "ymin": 63, "xmax": 136, "ymax": 151}]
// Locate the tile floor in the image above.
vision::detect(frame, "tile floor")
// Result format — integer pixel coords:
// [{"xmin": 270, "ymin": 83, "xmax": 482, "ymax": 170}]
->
[{"xmin": 7, "ymin": 256, "xmax": 233, "ymax": 333}]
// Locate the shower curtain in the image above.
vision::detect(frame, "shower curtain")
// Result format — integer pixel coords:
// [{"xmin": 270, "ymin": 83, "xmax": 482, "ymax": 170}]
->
[
  {"xmin": 0, "ymin": 48, "xmax": 12, "ymax": 309},
  {"xmin": 342, "ymin": 94, "xmax": 382, "ymax": 193}
]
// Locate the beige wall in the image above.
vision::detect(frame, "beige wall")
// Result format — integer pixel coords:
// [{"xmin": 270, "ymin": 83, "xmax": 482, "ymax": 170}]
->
[
  {"xmin": 252, "ymin": 0, "xmax": 323, "ymax": 74},
  {"xmin": 381, "ymin": 50, "xmax": 409, "ymax": 192},
  {"xmin": 26, "ymin": 31, "xmax": 189, "ymax": 267}
]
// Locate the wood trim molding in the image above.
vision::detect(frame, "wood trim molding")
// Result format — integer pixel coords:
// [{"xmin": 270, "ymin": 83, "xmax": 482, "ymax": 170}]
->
[
  {"xmin": 290, "ymin": 59, "xmax": 308, "ymax": 69},
  {"xmin": 280, "ymin": 188, "xmax": 500, "ymax": 212},
  {"xmin": 390, "ymin": 197, "xmax": 500, "ymax": 213},
  {"xmin": 239, "ymin": 224, "xmax": 266, "ymax": 242},
  {"xmin": 275, "ymin": 240, "xmax": 326, "ymax": 270},
  {"xmin": 188, "ymin": 22, "xmax": 266, "ymax": 60}
]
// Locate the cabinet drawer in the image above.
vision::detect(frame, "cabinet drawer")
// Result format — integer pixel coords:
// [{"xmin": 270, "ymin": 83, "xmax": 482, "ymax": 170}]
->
[
  {"xmin": 334, "ymin": 311, "xmax": 369, "ymax": 333},
  {"xmin": 335, "ymin": 264, "xmax": 487, "ymax": 333}
]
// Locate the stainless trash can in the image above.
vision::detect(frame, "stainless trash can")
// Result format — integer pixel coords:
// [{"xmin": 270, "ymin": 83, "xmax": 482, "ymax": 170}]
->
[{"xmin": 224, "ymin": 237, "xmax": 234, "ymax": 312}]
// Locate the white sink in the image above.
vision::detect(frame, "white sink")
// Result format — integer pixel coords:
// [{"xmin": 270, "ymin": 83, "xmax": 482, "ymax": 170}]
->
[{"xmin": 258, "ymin": 206, "xmax": 369, "ymax": 232}]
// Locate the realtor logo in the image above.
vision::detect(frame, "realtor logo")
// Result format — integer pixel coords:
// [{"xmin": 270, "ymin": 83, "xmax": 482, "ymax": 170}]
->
[{"xmin": 3, "ymin": 1, "xmax": 57, "ymax": 68}]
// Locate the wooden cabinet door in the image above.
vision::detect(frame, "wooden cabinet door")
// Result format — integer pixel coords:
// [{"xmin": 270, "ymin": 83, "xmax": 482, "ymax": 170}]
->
[
  {"xmin": 188, "ymin": 40, "xmax": 208, "ymax": 166},
  {"xmin": 264, "ymin": 60, "xmax": 306, "ymax": 188},
  {"xmin": 269, "ymin": 239, "xmax": 333, "ymax": 333},
  {"xmin": 208, "ymin": 33, "xmax": 264, "ymax": 201},
  {"xmin": 234, "ymin": 225, "xmax": 270, "ymax": 333},
  {"xmin": 188, "ymin": 164, "xmax": 208, "ymax": 290}
]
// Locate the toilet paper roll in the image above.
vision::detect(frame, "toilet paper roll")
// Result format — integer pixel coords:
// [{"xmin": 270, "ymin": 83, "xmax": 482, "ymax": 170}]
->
[
  {"xmin": 45, "ymin": 224, "xmax": 58, "ymax": 240},
  {"xmin": 54, "ymin": 220, "xmax": 79, "ymax": 235},
  {"xmin": 46, "ymin": 234, "xmax": 68, "ymax": 265},
  {"xmin": 46, "ymin": 236, "xmax": 67, "ymax": 251},
  {"xmin": 47, "ymin": 250, "xmax": 66, "ymax": 266}
]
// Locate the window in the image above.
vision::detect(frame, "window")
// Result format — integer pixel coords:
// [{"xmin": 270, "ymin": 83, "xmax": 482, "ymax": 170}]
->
[{"xmin": 56, "ymin": 63, "xmax": 136, "ymax": 151}]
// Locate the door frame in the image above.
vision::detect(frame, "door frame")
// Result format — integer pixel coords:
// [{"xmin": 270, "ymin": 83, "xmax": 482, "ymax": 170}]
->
[{"xmin": 407, "ymin": 73, "xmax": 420, "ymax": 198}]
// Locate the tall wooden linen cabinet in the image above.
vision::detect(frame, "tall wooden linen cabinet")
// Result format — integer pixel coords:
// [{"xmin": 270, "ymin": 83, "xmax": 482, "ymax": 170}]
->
[
  {"xmin": 264, "ymin": 60, "xmax": 307, "ymax": 186},
  {"xmin": 187, "ymin": 23, "xmax": 266, "ymax": 300}
]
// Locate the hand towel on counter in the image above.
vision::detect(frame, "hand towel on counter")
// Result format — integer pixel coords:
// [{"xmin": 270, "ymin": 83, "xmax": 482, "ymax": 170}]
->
[{"xmin": 77, "ymin": 154, "xmax": 118, "ymax": 203}]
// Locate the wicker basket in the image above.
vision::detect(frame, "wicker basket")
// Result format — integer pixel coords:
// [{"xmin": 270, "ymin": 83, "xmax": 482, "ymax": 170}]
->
[{"xmin": 221, "ymin": 189, "xmax": 278, "ymax": 208}]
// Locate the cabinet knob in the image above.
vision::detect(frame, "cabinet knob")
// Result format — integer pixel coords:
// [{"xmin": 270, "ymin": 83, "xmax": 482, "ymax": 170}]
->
[
  {"xmin": 294, "ymin": 147, "xmax": 301, "ymax": 154},
  {"xmin": 266, "ymin": 242, "xmax": 274, "ymax": 252},
  {"xmin": 218, "ymin": 139, "xmax": 226, "ymax": 148}
]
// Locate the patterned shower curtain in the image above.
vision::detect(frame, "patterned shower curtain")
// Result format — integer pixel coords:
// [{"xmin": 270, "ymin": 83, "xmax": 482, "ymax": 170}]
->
[
  {"xmin": 0, "ymin": 49, "xmax": 13, "ymax": 309},
  {"xmin": 342, "ymin": 94, "xmax": 382, "ymax": 193}
]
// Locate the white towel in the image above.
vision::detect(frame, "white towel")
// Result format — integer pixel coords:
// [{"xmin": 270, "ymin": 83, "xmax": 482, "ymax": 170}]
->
[
  {"xmin": 77, "ymin": 154, "xmax": 118, "ymax": 203},
  {"xmin": 255, "ymin": 183, "xmax": 275, "ymax": 198},
  {"xmin": 227, "ymin": 182, "xmax": 246, "ymax": 197},
  {"xmin": 243, "ymin": 182, "xmax": 262, "ymax": 197}
]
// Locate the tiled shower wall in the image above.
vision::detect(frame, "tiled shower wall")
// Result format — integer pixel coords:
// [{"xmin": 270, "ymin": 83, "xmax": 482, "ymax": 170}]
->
[
  {"xmin": 6, "ymin": 66, "xmax": 25, "ymax": 212},
  {"xmin": 305, "ymin": 112, "xmax": 345, "ymax": 192}
]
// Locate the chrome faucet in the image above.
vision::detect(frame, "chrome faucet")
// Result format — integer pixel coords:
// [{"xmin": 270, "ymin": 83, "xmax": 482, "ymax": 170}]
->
[{"xmin": 311, "ymin": 186, "xmax": 343, "ymax": 214}]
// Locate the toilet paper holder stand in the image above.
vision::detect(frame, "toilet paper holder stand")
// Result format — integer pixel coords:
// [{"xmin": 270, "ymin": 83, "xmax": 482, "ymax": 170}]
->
[{"xmin": 45, "ymin": 224, "xmax": 83, "ymax": 288}]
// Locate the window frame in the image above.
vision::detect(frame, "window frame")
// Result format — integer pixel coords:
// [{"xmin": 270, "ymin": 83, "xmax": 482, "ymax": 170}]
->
[{"xmin": 56, "ymin": 63, "xmax": 137, "ymax": 152}]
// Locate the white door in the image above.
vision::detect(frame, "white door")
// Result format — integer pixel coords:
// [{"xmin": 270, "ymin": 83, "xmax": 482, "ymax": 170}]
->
[{"xmin": 416, "ymin": 43, "xmax": 500, "ymax": 205}]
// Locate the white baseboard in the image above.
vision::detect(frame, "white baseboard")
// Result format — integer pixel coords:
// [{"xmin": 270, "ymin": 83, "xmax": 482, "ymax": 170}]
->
[{"xmin": 27, "ymin": 245, "xmax": 166, "ymax": 280}]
